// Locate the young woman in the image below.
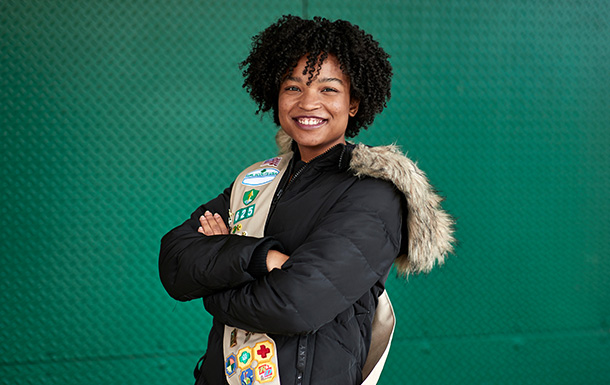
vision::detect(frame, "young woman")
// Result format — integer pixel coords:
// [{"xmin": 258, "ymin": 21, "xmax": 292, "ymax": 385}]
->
[{"xmin": 159, "ymin": 15, "xmax": 454, "ymax": 385}]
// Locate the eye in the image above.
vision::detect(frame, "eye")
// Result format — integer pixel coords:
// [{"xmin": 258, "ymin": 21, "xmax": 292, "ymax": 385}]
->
[
  {"xmin": 284, "ymin": 86, "xmax": 300, "ymax": 92},
  {"xmin": 322, "ymin": 87, "xmax": 339, "ymax": 93}
]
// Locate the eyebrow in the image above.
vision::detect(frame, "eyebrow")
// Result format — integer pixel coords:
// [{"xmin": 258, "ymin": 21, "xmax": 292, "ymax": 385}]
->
[{"xmin": 285, "ymin": 76, "xmax": 344, "ymax": 85}]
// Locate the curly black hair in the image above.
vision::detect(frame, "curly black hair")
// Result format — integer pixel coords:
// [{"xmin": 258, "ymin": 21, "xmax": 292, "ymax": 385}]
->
[{"xmin": 240, "ymin": 15, "xmax": 393, "ymax": 138}]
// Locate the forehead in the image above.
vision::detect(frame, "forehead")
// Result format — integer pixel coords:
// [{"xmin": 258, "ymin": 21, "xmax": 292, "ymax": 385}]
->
[{"xmin": 285, "ymin": 54, "xmax": 349, "ymax": 84}]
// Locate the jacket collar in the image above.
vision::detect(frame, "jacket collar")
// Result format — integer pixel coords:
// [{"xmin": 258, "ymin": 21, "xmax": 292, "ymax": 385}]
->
[{"xmin": 289, "ymin": 141, "xmax": 353, "ymax": 173}]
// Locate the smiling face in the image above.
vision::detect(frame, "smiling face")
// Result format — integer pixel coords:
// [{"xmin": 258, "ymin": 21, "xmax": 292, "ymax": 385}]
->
[{"xmin": 278, "ymin": 54, "xmax": 359, "ymax": 162}]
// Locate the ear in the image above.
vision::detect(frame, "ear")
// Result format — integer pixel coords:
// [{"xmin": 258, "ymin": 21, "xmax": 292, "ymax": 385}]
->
[{"xmin": 349, "ymin": 98, "xmax": 360, "ymax": 117}]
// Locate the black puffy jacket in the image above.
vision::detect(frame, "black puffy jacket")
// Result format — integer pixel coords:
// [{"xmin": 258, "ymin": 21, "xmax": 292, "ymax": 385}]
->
[{"xmin": 160, "ymin": 134, "xmax": 454, "ymax": 385}]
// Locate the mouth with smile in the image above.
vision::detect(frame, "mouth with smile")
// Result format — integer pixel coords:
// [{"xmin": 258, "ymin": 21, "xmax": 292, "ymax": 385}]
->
[{"xmin": 294, "ymin": 116, "xmax": 327, "ymax": 129}]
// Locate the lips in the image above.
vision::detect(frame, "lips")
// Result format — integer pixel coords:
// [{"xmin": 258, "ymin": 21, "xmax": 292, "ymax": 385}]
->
[{"xmin": 294, "ymin": 116, "xmax": 327, "ymax": 129}]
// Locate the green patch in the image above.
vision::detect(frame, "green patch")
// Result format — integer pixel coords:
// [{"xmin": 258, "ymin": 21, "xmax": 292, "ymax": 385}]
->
[
  {"xmin": 234, "ymin": 204, "xmax": 255, "ymax": 224},
  {"xmin": 242, "ymin": 189, "xmax": 259, "ymax": 205}
]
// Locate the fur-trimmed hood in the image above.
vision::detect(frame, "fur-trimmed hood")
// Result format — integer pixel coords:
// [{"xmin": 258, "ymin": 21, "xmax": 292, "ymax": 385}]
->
[{"xmin": 276, "ymin": 129, "xmax": 455, "ymax": 275}]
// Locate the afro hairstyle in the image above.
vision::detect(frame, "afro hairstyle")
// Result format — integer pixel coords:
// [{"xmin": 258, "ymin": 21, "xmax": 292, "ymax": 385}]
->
[{"xmin": 240, "ymin": 15, "xmax": 393, "ymax": 138}]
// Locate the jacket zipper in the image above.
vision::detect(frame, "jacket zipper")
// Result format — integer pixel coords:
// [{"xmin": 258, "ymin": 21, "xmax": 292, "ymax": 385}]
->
[
  {"xmin": 295, "ymin": 334, "xmax": 308, "ymax": 385},
  {"xmin": 264, "ymin": 145, "xmax": 345, "ymax": 383},
  {"xmin": 265, "ymin": 145, "xmax": 341, "ymax": 230}
]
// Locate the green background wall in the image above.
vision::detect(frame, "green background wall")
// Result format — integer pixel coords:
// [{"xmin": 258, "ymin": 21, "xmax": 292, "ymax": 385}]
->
[{"xmin": 2, "ymin": 1, "xmax": 609, "ymax": 384}]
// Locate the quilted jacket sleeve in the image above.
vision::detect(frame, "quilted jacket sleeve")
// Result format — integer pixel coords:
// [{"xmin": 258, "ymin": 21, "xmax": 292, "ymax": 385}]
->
[
  {"xmin": 158, "ymin": 184, "xmax": 281, "ymax": 301},
  {"xmin": 202, "ymin": 177, "xmax": 402, "ymax": 334}
]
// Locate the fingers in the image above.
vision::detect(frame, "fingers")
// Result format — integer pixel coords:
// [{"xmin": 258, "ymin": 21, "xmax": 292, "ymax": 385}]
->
[
  {"xmin": 198, "ymin": 211, "xmax": 229, "ymax": 236},
  {"xmin": 206, "ymin": 211, "xmax": 228, "ymax": 235},
  {"xmin": 212, "ymin": 212, "xmax": 229, "ymax": 235},
  {"xmin": 199, "ymin": 212, "xmax": 214, "ymax": 235}
]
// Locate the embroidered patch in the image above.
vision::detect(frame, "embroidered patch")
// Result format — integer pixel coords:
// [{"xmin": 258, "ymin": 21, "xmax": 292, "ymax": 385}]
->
[
  {"xmin": 237, "ymin": 347, "xmax": 253, "ymax": 369},
  {"xmin": 227, "ymin": 209, "xmax": 234, "ymax": 226},
  {"xmin": 261, "ymin": 157, "xmax": 282, "ymax": 167},
  {"xmin": 234, "ymin": 205, "xmax": 255, "ymax": 224},
  {"xmin": 240, "ymin": 368, "xmax": 254, "ymax": 385},
  {"xmin": 241, "ymin": 168, "xmax": 280, "ymax": 186},
  {"xmin": 242, "ymin": 189, "xmax": 259, "ymax": 205},
  {"xmin": 255, "ymin": 362, "xmax": 277, "ymax": 383},
  {"xmin": 225, "ymin": 354, "xmax": 237, "ymax": 377},
  {"xmin": 230, "ymin": 328, "xmax": 237, "ymax": 348},
  {"xmin": 254, "ymin": 341, "xmax": 274, "ymax": 362},
  {"xmin": 232, "ymin": 223, "xmax": 242, "ymax": 234}
]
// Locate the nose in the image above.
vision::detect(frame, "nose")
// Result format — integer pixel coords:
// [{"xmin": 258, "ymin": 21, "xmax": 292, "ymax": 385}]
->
[{"xmin": 297, "ymin": 88, "xmax": 320, "ymax": 111}]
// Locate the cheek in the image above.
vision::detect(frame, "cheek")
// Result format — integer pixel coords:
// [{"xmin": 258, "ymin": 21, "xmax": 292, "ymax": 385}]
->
[
  {"xmin": 277, "ymin": 99, "xmax": 288, "ymax": 118},
  {"xmin": 278, "ymin": 95, "xmax": 292, "ymax": 113},
  {"xmin": 332, "ymin": 100, "xmax": 352, "ymax": 119},
  {"xmin": 277, "ymin": 99, "xmax": 293, "ymax": 127}
]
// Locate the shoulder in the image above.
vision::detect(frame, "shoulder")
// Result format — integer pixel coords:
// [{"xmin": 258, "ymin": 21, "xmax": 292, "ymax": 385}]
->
[
  {"xmin": 348, "ymin": 143, "xmax": 456, "ymax": 275},
  {"xmin": 344, "ymin": 143, "xmax": 404, "ymax": 203},
  {"xmin": 344, "ymin": 172, "xmax": 402, "ymax": 207}
]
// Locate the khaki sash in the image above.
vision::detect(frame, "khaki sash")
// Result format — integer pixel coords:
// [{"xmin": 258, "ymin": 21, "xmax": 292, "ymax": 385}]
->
[
  {"xmin": 223, "ymin": 155, "xmax": 293, "ymax": 385},
  {"xmin": 223, "ymin": 153, "xmax": 395, "ymax": 385},
  {"xmin": 361, "ymin": 290, "xmax": 395, "ymax": 384}
]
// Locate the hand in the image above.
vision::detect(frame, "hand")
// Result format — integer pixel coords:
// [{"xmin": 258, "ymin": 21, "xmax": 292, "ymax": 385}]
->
[
  {"xmin": 198, "ymin": 210, "xmax": 229, "ymax": 236},
  {"xmin": 266, "ymin": 249, "xmax": 290, "ymax": 271}
]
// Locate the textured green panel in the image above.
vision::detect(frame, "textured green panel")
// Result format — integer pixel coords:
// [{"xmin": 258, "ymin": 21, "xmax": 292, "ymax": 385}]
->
[
  {"xmin": 1, "ymin": 355, "xmax": 197, "ymax": 384},
  {"xmin": 381, "ymin": 332, "xmax": 610, "ymax": 385},
  {"xmin": 1, "ymin": 1, "xmax": 301, "ymax": 383},
  {"xmin": 2, "ymin": 0, "xmax": 609, "ymax": 384},
  {"xmin": 309, "ymin": 1, "xmax": 610, "ymax": 384}
]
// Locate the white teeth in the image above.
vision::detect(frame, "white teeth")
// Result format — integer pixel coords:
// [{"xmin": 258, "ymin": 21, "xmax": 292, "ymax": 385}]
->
[{"xmin": 298, "ymin": 118, "xmax": 324, "ymax": 126}]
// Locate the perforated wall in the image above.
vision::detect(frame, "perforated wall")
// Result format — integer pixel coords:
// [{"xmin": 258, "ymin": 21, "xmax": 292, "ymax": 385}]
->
[{"xmin": 2, "ymin": 1, "xmax": 609, "ymax": 384}]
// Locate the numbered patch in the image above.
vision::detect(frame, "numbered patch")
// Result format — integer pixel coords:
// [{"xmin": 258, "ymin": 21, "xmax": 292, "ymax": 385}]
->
[{"xmin": 234, "ymin": 205, "xmax": 255, "ymax": 224}]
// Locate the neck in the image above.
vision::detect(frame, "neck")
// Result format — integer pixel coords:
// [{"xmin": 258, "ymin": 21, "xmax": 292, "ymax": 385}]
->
[
  {"xmin": 296, "ymin": 142, "xmax": 344, "ymax": 163},
  {"xmin": 297, "ymin": 140, "xmax": 347, "ymax": 163}
]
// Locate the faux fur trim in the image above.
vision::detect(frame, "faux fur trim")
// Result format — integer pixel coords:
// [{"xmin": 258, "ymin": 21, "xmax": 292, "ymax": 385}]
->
[
  {"xmin": 276, "ymin": 129, "xmax": 455, "ymax": 275},
  {"xmin": 275, "ymin": 128, "xmax": 294, "ymax": 154},
  {"xmin": 350, "ymin": 144, "xmax": 455, "ymax": 275}
]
